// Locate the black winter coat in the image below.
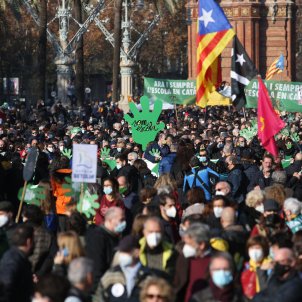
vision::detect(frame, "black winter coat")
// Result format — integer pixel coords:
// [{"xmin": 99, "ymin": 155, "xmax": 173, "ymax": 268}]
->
[
  {"xmin": 0, "ymin": 247, "xmax": 33, "ymax": 302},
  {"xmin": 85, "ymin": 225, "xmax": 120, "ymax": 292}
]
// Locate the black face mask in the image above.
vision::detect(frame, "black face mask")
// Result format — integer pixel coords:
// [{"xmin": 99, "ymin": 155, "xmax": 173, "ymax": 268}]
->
[
  {"xmin": 274, "ymin": 262, "xmax": 292, "ymax": 278},
  {"xmin": 264, "ymin": 213, "xmax": 281, "ymax": 227}
]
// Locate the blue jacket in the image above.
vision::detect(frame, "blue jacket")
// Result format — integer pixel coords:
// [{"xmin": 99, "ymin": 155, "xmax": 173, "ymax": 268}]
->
[
  {"xmin": 183, "ymin": 167, "xmax": 219, "ymax": 201},
  {"xmin": 159, "ymin": 153, "xmax": 176, "ymax": 175},
  {"xmin": 144, "ymin": 142, "xmax": 170, "ymax": 163}
]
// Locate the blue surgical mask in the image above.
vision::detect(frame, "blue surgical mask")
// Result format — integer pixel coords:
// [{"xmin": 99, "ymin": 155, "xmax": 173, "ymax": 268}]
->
[
  {"xmin": 104, "ymin": 186, "xmax": 113, "ymax": 195},
  {"xmin": 114, "ymin": 221, "xmax": 127, "ymax": 233},
  {"xmin": 212, "ymin": 270, "xmax": 233, "ymax": 288},
  {"xmin": 199, "ymin": 156, "xmax": 207, "ymax": 162}
]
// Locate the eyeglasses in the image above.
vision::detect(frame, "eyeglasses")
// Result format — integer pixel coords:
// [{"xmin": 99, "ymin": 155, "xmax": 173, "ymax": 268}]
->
[{"xmin": 146, "ymin": 294, "xmax": 166, "ymax": 300}]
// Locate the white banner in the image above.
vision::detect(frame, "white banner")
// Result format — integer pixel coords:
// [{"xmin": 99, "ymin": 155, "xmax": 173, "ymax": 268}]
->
[{"xmin": 72, "ymin": 144, "xmax": 97, "ymax": 183}]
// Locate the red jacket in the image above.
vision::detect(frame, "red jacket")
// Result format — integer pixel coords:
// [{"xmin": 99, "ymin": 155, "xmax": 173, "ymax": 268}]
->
[{"xmin": 95, "ymin": 195, "xmax": 125, "ymax": 225}]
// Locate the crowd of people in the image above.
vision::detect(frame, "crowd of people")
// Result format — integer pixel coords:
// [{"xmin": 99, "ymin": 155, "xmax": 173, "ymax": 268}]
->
[{"xmin": 1, "ymin": 100, "xmax": 302, "ymax": 302}]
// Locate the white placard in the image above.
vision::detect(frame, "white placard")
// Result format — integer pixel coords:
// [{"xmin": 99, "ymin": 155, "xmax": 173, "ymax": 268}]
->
[{"xmin": 72, "ymin": 144, "xmax": 97, "ymax": 183}]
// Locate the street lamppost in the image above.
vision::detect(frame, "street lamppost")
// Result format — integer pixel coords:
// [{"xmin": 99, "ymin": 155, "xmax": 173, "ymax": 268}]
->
[
  {"xmin": 22, "ymin": 0, "xmax": 104, "ymax": 105},
  {"xmin": 85, "ymin": 0, "xmax": 159, "ymax": 112}
]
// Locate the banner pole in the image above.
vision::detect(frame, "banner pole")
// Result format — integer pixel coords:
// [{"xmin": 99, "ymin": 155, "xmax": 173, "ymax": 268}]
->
[
  {"xmin": 16, "ymin": 181, "xmax": 27, "ymax": 223},
  {"xmin": 174, "ymin": 104, "xmax": 178, "ymax": 123},
  {"xmin": 242, "ymin": 107, "xmax": 247, "ymax": 122}
]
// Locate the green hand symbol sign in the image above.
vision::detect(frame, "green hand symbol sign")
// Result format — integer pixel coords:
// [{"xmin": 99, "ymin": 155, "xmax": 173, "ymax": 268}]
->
[
  {"xmin": 149, "ymin": 148, "xmax": 161, "ymax": 158},
  {"xmin": 291, "ymin": 133, "xmax": 299, "ymax": 143},
  {"xmin": 100, "ymin": 147, "xmax": 111, "ymax": 159},
  {"xmin": 62, "ymin": 176, "xmax": 75, "ymax": 197},
  {"xmin": 61, "ymin": 148, "xmax": 72, "ymax": 159},
  {"xmin": 18, "ymin": 184, "xmax": 47, "ymax": 207},
  {"xmin": 124, "ymin": 96, "xmax": 165, "ymax": 151},
  {"xmin": 78, "ymin": 189, "xmax": 99, "ymax": 219}
]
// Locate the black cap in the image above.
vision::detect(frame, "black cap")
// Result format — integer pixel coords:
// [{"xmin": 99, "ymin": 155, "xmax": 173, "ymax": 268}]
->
[
  {"xmin": 117, "ymin": 235, "xmax": 139, "ymax": 252},
  {"xmin": 264, "ymin": 199, "xmax": 280, "ymax": 212},
  {"xmin": 0, "ymin": 201, "xmax": 13, "ymax": 212}
]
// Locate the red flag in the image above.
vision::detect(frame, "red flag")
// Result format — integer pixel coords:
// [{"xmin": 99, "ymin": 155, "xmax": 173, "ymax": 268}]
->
[{"xmin": 257, "ymin": 77, "xmax": 285, "ymax": 157}]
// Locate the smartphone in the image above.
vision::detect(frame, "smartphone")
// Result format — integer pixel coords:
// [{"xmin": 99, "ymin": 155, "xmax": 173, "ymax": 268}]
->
[{"xmin": 62, "ymin": 248, "xmax": 69, "ymax": 257}]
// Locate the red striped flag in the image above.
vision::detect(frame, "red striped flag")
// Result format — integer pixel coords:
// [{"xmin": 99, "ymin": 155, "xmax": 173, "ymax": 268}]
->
[{"xmin": 196, "ymin": 0, "xmax": 235, "ymax": 107}]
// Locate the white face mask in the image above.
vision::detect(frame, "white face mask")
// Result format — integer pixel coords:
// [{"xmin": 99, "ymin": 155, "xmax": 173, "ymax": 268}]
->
[
  {"xmin": 183, "ymin": 244, "xmax": 197, "ymax": 258},
  {"xmin": 116, "ymin": 164, "xmax": 122, "ymax": 170},
  {"xmin": 146, "ymin": 232, "xmax": 162, "ymax": 248},
  {"xmin": 249, "ymin": 248, "xmax": 264, "ymax": 262},
  {"xmin": 165, "ymin": 206, "xmax": 177, "ymax": 218},
  {"xmin": 215, "ymin": 190, "xmax": 226, "ymax": 196},
  {"xmin": 0, "ymin": 215, "xmax": 9, "ymax": 228},
  {"xmin": 213, "ymin": 207, "xmax": 224, "ymax": 218},
  {"xmin": 59, "ymin": 146, "xmax": 64, "ymax": 151},
  {"xmin": 47, "ymin": 147, "xmax": 53, "ymax": 153},
  {"xmin": 255, "ymin": 204, "xmax": 264, "ymax": 213},
  {"xmin": 119, "ymin": 253, "xmax": 133, "ymax": 267}
]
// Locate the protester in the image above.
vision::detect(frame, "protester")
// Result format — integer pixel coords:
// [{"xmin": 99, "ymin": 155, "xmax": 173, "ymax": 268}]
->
[
  {"xmin": 190, "ymin": 252, "xmax": 244, "ymax": 302},
  {"xmin": 1, "ymin": 101, "xmax": 302, "ymax": 302},
  {"xmin": 0, "ymin": 224, "xmax": 34, "ymax": 302}
]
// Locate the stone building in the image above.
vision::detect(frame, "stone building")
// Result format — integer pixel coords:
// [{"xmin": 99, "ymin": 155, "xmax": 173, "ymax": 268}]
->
[{"xmin": 187, "ymin": 0, "xmax": 300, "ymax": 82}]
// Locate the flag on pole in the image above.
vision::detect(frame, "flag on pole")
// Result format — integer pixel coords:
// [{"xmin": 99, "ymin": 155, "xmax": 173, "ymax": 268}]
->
[
  {"xmin": 265, "ymin": 54, "xmax": 284, "ymax": 80},
  {"xmin": 257, "ymin": 77, "xmax": 285, "ymax": 157},
  {"xmin": 196, "ymin": 0, "xmax": 235, "ymax": 108},
  {"xmin": 231, "ymin": 36, "xmax": 257, "ymax": 110}
]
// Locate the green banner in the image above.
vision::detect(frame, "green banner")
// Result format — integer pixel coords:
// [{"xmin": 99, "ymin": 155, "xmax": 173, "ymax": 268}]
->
[
  {"xmin": 144, "ymin": 77, "xmax": 196, "ymax": 105},
  {"xmin": 245, "ymin": 79, "xmax": 302, "ymax": 112}
]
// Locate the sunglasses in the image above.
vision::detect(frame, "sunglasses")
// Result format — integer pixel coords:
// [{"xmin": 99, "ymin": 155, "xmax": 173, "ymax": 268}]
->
[{"xmin": 146, "ymin": 294, "xmax": 166, "ymax": 299}]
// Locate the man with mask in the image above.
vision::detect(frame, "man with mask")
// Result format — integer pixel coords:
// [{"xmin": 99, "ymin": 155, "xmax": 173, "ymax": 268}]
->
[
  {"xmin": 0, "ymin": 201, "xmax": 16, "ymax": 252},
  {"xmin": 174, "ymin": 223, "xmax": 212, "ymax": 302},
  {"xmin": 214, "ymin": 181, "xmax": 232, "ymax": 200},
  {"xmin": 85, "ymin": 207, "xmax": 126, "ymax": 292},
  {"xmin": 190, "ymin": 252, "xmax": 243, "ymax": 302},
  {"xmin": 158, "ymin": 193, "xmax": 180, "ymax": 244},
  {"xmin": 252, "ymin": 248, "xmax": 302, "ymax": 302},
  {"xmin": 112, "ymin": 153, "xmax": 139, "ymax": 193},
  {"xmin": 0, "ymin": 224, "xmax": 34, "ymax": 302},
  {"xmin": 117, "ymin": 175, "xmax": 139, "ymax": 211},
  {"xmin": 139, "ymin": 216, "xmax": 177, "ymax": 278},
  {"xmin": 95, "ymin": 235, "xmax": 162, "ymax": 301},
  {"xmin": 225, "ymin": 155, "xmax": 246, "ymax": 204}
]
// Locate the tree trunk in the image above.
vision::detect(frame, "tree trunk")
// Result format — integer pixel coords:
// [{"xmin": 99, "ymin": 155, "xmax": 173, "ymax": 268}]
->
[
  {"xmin": 74, "ymin": 0, "xmax": 85, "ymax": 106},
  {"xmin": 34, "ymin": 0, "xmax": 47, "ymax": 105},
  {"xmin": 112, "ymin": 0, "xmax": 122, "ymax": 103}
]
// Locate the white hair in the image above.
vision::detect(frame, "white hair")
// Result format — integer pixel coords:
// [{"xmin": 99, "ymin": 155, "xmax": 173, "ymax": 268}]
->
[
  {"xmin": 68, "ymin": 257, "xmax": 93, "ymax": 285},
  {"xmin": 284, "ymin": 198, "xmax": 302, "ymax": 215}
]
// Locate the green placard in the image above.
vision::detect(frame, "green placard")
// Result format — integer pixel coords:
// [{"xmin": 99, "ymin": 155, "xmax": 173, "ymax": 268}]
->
[
  {"xmin": 245, "ymin": 79, "xmax": 302, "ymax": 112},
  {"xmin": 144, "ymin": 77, "xmax": 196, "ymax": 105},
  {"xmin": 124, "ymin": 96, "xmax": 165, "ymax": 151}
]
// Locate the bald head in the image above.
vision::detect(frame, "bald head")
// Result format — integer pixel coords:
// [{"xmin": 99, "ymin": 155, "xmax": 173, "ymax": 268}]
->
[
  {"xmin": 220, "ymin": 207, "xmax": 235, "ymax": 228},
  {"xmin": 274, "ymin": 248, "xmax": 296, "ymax": 266},
  {"xmin": 295, "ymin": 152, "xmax": 302, "ymax": 161}
]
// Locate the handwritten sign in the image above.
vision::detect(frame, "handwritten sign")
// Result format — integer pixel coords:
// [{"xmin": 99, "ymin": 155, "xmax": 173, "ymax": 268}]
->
[{"xmin": 124, "ymin": 96, "xmax": 165, "ymax": 150}]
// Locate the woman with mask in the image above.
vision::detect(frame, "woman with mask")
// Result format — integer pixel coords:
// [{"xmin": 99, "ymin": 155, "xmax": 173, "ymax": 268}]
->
[
  {"xmin": 95, "ymin": 177, "xmax": 125, "ymax": 225},
  {"xmin": 240, "ymin": 235, "xmax": 272, "ymax": 300}
]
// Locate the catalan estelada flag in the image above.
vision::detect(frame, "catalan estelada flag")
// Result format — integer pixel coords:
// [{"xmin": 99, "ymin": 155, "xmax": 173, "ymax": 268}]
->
[
  {"xmin": 196, "ymin": 0, "xmax": 235, "ymax": 107},
  {"xmin": 257, "ymin": 76, "xmax": 285, "ymax": 157},
  {"xmin": 266, "ymin": 54, "xmax": 284, "ymax": 80}
]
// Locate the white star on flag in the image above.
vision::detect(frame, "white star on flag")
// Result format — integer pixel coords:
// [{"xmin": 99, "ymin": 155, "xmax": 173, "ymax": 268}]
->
[
  {"xmin": 199, "ymin": 9, "xmax": 215, "ymax": 28},
  {"xmin": 236, "ymin": 54, "xmax": 246, "ymax": 66}
]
